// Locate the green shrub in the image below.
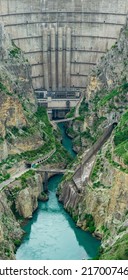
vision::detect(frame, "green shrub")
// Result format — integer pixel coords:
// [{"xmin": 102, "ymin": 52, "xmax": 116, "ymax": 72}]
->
[
  {"xmin": 11, "ymin": 126, "xmax": 19, "ymax": 135},
  {"xmin": 98, "ymin": 83, "xmax": 128, "ymax": 107},
  {"xmin": 114, "ymin": 111, "xmax": 128, "ymax": 166},
  {"xmin": 0, "ymin": 137, "xmax": 4, "ymax": 144},
  {"xmin": 14, "ymin": 239, "xmax": 21, "ymax": 247},
  {"xmin": 90, "ymin": 157, "xmax": 103, "ymax": 182},
  {"xmin": 66, "ymin": 107, "xmax": 75, "ymax": 118},
  {"xmin": 100, "ymin": 233, "xmax": 128, "ymax": 260},
  {"xmin": 73, "ymin": 214, "xmax": 78, "ymax": 223},
  {"xmin": 9, "ymin": 46, "xmax": 21, "ymax": 58},
  {"xmin": 81, "ymin": 127, "xmax": 94, "ymax": 141},
  {"xmin": 0, "ymin": 82, "xmax": 12, "ymax": 95},
  {"xmin": 79, "ymin": 99, "xmax": 89, "ymax": 115},
  {"xmin": 84, "ymin": 213, "xmax": 96, "ymax": 233}
]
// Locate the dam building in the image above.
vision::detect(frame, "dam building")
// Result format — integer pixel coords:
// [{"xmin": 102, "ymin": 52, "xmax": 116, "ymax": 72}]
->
[{"xmin": 35, "ymin": 89, "xmax": 81, "ymax": 119}]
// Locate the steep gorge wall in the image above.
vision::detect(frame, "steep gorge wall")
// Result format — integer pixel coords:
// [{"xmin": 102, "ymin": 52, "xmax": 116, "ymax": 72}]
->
[
  {"xmin": 58, "ymin": 18, "xmax": 128, "ymax": 259},
  {"xmin": 0, "ymin": 0, "xmax": 127, "ymax": 90},
  {"xmin": 0, "ymin": 172, "xmax": 43, "ymax": 259}
]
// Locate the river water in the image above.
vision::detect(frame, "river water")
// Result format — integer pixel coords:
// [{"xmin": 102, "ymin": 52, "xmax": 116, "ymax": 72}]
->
[{"xmin": 16, "ymin": 123, "xmax": 100, "ymax": 260}]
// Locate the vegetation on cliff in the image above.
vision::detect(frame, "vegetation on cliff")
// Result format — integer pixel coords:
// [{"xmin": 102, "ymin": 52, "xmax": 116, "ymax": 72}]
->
[
  {"xmin": 0, "ymin": 15, "xmax": 128, "ymax": 260},
  {"xmin": 0, "ymin": 28, "xmax": 71, "ymax": 183},
  {"xmin": 0, "ymin": 24, "xmax": 72, "ymax": 259},
  {"xmin": 58, "ymin": 18, "xmax": 128, "ymax": 260}
]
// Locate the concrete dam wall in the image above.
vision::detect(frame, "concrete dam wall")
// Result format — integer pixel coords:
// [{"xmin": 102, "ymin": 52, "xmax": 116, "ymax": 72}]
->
[{"xmin": 0, "ymin": 0, "xmax": 127, "ymax": 91}]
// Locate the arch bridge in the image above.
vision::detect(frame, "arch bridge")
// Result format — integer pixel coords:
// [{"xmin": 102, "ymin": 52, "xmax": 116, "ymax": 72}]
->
[{"xmin": 32, "ymin": 168, "xmax": 72, "ymax": 192}]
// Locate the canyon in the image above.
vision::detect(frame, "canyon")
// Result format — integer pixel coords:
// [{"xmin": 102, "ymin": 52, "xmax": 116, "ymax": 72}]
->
[{"xmin": 0, "ymin": 0, "xmax": 128, "ymax": 260}]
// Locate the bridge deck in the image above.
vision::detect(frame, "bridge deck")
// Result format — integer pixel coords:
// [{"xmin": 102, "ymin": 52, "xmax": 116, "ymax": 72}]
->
[
  {"xmin": 52, "ymin": 117, "xmax": 74, "ymax": 123},
  {"xmin": 32, "ymin": 168, "xmax": 74, "ymax": 173}
]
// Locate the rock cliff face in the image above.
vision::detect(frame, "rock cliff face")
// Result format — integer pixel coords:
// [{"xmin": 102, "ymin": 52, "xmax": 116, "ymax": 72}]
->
[
  {"xmin": 12, "ymin": 173, "xmax": 43, "ymax": 219},
  {"xmin": 0, "ymin": 23, "xmax": 48, "ymax": 163},
  {"xmin": 0, "ymin": 23, "xmax": 62, "ymax": 187},
  {"xmin": 58, "ymin": 18, "xmax": 128, "ymax": 259},
  {"xmin": 0, "ymin": 22, "xmax": 73, "ymax": 260},
  {"xmin": 0, "ymin": 171, "xmax": 43, "ymax": 259},
  {"xmin": 0, "ymin": 191, "xmax": 23, "ymax": 260},
  {"xmin": 0, "ymin": 24, "xmax": 51, "ymax": 259}
]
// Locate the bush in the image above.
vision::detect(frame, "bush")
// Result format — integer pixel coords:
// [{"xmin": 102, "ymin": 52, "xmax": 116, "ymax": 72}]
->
[
  {"xmin": 98, "ymin": 83, "xmax": 128, "ymax": 107},
  {"xmin": 0, "ymin": 82, "xmax": 12, "ymax": 95},
  {"xmin": 84, "ymin": 213, "xmax": 96, "ymax": 233},
  {"xmin": 66, "ymin": 107, "xmax": 75, "ymax": 118},
  {"xmin": 9, "ymin": 46, "xmax": 21, "ymax": 58},
  {"xmin": 79, "ymin": 99, "xmax": 89, "ymax": 116},
  {"xmin": 14, "ymin": 239, "xmax": 21, "ymax": 247}
]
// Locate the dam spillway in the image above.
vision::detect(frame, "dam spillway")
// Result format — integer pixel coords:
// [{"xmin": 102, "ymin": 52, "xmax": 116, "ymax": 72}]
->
[{"xmin": 0, "ymin": 0, "xmax": 127, "ymax": 91}]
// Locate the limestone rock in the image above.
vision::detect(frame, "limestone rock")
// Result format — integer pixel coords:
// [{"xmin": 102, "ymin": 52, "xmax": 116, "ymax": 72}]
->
[
  {"xmin": 0, "ymin": 192, "xmax": 23, "ymax": 260},
  {"xmin": 15, "ymin": 174, "xmax": 43, "ymax": 218},
  {"xmin": 59, "ymin": 18, "xmax": 128, "ymax": 259}
]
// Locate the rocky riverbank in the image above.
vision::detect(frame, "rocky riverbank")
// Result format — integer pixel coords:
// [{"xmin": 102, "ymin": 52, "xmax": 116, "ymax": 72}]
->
[
  {"xmin": 0, "ymin": 158, "xmax": 68, "ymax": 259},
  {"xmin": 0, "ymin": 170, "xmax": 43, "ymax": 259}
]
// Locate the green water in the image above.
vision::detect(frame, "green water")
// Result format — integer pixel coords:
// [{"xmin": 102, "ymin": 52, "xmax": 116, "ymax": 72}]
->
[
  {"xmin": 58, "ymin": 122, "xmax": 76, "ymax": 158},
  {"xmin": 16, "ymin": 123, "xmax": 100, "ymax": 260}
]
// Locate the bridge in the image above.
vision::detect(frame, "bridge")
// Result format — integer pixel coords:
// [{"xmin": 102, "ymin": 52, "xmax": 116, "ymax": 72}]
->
[
  {"xmin": 32, "ymin": 168, "xmax": 73, "ymax": 192},
  {"xmin": 33, "ymin": 168, "xmax": 67, "ymax": 173},
  {"xmin": 0, "ymin": 121, "xmax": 118, "ymax": 193},
  {"xmin": 52, "ymin": 117, "xmax": 74, "ymax": 123}
]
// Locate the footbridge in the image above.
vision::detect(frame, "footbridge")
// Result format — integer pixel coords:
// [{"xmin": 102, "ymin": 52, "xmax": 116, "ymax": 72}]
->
[
  {"xmin": 32, "ymin": 168, "xmax": 73, "ymax": 192},
  {"xmin": 73, "ymin": 122, "xmax": 117, "ymax": 190},
  {"xmin": 33, "ymin": 168, "xmax": 67, "ymax": 174},
  {"xmin": 52, "ymin": 117, "xmax": 74, "ymax": 123}
]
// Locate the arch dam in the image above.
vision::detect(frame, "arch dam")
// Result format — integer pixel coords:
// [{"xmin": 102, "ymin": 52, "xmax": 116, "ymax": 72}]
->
[{"xmin": 0, "ymin": 0, "xmax": 127, "ymax": 117}]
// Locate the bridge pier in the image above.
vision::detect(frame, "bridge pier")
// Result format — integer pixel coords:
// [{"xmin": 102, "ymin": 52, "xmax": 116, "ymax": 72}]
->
[{"xmin": 43, "ymin": 171, "xmax": 48, "ymax": 192}]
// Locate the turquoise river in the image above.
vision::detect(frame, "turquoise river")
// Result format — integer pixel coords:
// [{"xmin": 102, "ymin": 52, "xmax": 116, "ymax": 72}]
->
[{"xmin": 16, "ymin": 123, "xmax": 100, "ymax": 260}]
